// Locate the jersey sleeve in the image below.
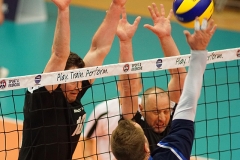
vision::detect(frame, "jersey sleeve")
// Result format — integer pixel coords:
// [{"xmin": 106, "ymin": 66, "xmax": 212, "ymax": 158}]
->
[
  {"xmin": 25, "ymin": 85, "xmax": 64, "ymax": 109},
  {"xmin": 78, "ymin": 80, "xmax": 91, "ymax": 99}
]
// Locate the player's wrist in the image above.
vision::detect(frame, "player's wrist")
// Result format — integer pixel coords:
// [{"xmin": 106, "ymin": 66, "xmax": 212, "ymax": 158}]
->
[
  {"xmin": 58, "ymin": 6, "xmax": 69, "ymax": 14},
  {"xmin": 119, "ymin": 39, "xmax": 132, "ymax": 44},
  {"xmin": 158, "ymin": 34, "xmax": 172, "ymax": 41},
  {"xmin": 191, "ymin": 50, "xmax": 208, "ymax": 55}
]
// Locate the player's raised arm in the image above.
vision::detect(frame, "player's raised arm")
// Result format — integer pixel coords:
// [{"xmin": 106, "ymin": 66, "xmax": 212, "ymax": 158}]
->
[
  {"xmin": 173, "ymin": 18, "xmax": 217, "ymax": 121},
  {"xmin": 144, "ymin": 3, "xmax": 187, "ymax": 103},
  {"xmin": 150, "ymin": 18, "xmax": 217, "ymax": 160},
  {"xmin": 44, "ymin": 0, "xmax": 71, "ymax": 92},
  {"xmin": 83, "ymin": 0, "xmax": 127, "ymax": 84},
  {"xmin": 117, "ymin": 8, "xmax": 142, "ymax": 120}
]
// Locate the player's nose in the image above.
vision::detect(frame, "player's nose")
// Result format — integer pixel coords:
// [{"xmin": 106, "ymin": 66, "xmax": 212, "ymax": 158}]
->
[{"xmin": 157, "ymin": 112, "xmax": 165, "ymax": 121}]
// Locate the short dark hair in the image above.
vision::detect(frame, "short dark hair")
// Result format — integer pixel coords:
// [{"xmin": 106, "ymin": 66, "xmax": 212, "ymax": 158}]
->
[
  {"xmin": 111, "ymin": 120, "xmax": 146, "ymax": 160},
  {"xmin": 65, "ymin": 52, "xmax": 85, "ymax": 70}
]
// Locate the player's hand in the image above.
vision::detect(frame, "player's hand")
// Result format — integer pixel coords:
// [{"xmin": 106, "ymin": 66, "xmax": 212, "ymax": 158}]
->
[
  {"xmin": 144, "ymin": 3, "xmax": 172, "ymax": 38},
  {"xmin": 116, "ymin": 8, "xmax": 141, "ymax": 41},
  {"xmin": 52, "ymin": 0, "xmax": 71, "ymax": 11},
  {"xmin": 113, "ymin": 0, "xmax": 127, "ymax": 7},
  {"xmin": 184, "ymin": 17, "xmax": 217, "ymax": 50}
]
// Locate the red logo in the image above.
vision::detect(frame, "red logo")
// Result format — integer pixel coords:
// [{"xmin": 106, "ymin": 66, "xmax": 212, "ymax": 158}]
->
[
  {"xmin": 0, "ymin": 80, "xmax": 7, "ymax": 89},
  {"xmin": 123, "ymin": 64, "xmax": 130, "ymax": 72},
  {"xmin": 237, "ymin": 49, "xmax": 240, "ymax": 57}
]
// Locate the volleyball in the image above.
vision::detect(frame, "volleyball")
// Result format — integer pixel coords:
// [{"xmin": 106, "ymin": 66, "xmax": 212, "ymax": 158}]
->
[{"xmin": 173, "ymin": 0, "xmax": 214, "ymax": 28}]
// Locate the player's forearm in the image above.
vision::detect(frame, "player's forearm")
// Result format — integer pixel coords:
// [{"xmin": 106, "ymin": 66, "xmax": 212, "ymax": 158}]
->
[
  {"xmin": 119, "ymin": 39, "xmax": 141, "ymax": 119},
  {"xmin": 159, "ymin": 35, "xmax": 186, "ymax": 102},
  {"xmin": 90, "ymin": 3, "xmax": 123, "ymax": 57},
  {"xmin": 52, "ymin": 8, "xmax": 70, "ymax": 60},
  {"xmin": 159, "ymin": 35, "xmax": 179, "ymax": 57},
  {"xmin": 119, "ymin": 39, "xmax": 141, "ymax": 95},
  {"xmin": 185, "ymin": 50, "xmax": 207, "ymax": 97},
  {"xmin": 173, "ymin": 50, "xmax": 207, "ymax": 121},
  {"xmin": 119, "ymin": 39, "xmax": 133, "ymax": 63},
  {"xmin": 119, "ymin": 75, "xmax": 140, "ymax": 120},
  {"xmin": 159, "ymin": 35, "xmax": 186, "ymax": 73}
]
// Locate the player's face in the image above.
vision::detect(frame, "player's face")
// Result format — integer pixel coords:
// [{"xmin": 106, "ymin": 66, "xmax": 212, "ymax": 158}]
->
[
  {"xmin": 61, "ymin": 67, "xmax": 82, "ymax": 103},
  {"xmin": 142, "ymin": 93, "xmax": 171, "ymax": 133}
]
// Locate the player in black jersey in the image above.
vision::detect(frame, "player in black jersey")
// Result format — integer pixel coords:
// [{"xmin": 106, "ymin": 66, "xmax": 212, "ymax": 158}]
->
[
  {"xmin": 111, "ymin": 17, "xmax": 217, "ymax": 160},
  {"xmin": 18, "ymin": 0, "xmax": 127, "ymax": 159},
  {"xmin": 118, "ymin": 3, "xmax": 187, "ymax": 153}
]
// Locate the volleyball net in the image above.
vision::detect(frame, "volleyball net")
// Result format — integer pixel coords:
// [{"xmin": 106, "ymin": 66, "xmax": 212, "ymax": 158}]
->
[{"xmin": 0, "ymin": 47, "xmax": 240, "ymax": 160}]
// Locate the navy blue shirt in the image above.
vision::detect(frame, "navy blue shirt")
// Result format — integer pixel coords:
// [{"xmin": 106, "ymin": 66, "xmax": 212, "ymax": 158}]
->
[{"xmin": 150, "ymin": 119, "xmax": 194, "ymax": 160}]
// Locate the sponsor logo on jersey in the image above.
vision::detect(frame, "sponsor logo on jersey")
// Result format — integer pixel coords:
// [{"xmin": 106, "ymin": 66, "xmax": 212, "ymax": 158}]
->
[
  {"xmin": 0, "ymin": 80, "xmax": 7, "ymax": 89},
  {"xmin": 74, "ymin": 108, "xmax": 83, "ymax": 113},
  {"xmin": 123, "ymin": 64, "xmax": 130, "ymax": 72},
  {"xmin": 35, "ymin": 75, "xmax": 41, "ymax": 85},
  {"xmin": 156, "ymin": 59, "xmax": 162, "ymax": 69}
]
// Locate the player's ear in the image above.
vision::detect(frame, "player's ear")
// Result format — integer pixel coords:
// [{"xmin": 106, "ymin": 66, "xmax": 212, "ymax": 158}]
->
[
  {"xmin": 144, "ymin": 143, "xmax": 149, "ymax": 152},
  {"xmin": 139, "ymin": 104, "xmax": 144, "ymax": 112},
  {"xmin": 144, "ymin": 138, "xmax": 150, "ymax": 159}
]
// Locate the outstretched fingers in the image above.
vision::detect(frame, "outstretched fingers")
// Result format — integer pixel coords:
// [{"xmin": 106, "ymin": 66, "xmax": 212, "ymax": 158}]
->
[
  {"xmin": 153, "ymin": 3, "xmax": 160, "ymax": 17},
  {"xmin": 206, "ymin": 19, "xmax": 217, "ymax": 35},
  {"xmin": 133, "ymin": 16, "xmax": 141, "ymax": 28},
  {"xmin": 121, "ymin": 7, "xmax": 127, "ymax": 20},
  {"xmin": 167, "ymin": 9, "xmax": 173, "ymax": 20},
  {"xmin": 183, "ymin": 30, "xmax": 191, "ymax": 40},
  {"xmin": 159, "ymin": 4, "xmax": 165, "ymax": 17},
  {"xmin": 185, "ymin": 17, "xmax": 217, "ymax": 50},
  {"xmin": 148, "ymin": 4, "xmax": 157, "ymax": 20}
]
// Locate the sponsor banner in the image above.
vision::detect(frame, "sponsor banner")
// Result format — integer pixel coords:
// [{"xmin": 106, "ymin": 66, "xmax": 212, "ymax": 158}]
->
[{"xmin": 0, "ymin": 48, "xmax": 239, "ymax": 91}]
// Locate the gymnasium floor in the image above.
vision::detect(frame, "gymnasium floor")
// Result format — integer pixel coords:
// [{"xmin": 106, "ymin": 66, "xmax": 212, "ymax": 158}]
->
[{"xmin": 0, "ymin": 1, "xmax": 240, "ymax": 160}]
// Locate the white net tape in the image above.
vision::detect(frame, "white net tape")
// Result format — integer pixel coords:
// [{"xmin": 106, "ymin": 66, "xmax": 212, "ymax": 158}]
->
[{"xmin": 0, "ymin": 47, "xmax": 239, "ymax": 91}]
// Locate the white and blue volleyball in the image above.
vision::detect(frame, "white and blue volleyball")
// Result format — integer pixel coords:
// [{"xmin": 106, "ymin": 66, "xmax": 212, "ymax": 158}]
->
[{"xmin": 173, "ymin": 0, "xmax": 214, "ymax": 28}]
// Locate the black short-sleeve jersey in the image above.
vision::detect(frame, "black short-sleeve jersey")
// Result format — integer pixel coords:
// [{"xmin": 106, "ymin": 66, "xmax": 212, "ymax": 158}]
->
[
  {"xmin": 132, "ymin": 102, "xmax": 177, "ymax": 153},
  {"xmin": 18, "ymin": 80, "xmax": 91, "ymax": 160}
]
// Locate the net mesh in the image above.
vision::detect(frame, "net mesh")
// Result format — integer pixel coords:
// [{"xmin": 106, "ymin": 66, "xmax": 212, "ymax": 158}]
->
[{"xmin": 0, "ymin": 48, "xmax": 240, "ymax": 160}]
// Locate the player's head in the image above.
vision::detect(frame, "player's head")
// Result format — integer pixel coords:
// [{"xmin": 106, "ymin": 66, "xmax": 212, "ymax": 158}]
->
[
  {"xmin": 64, "ymin": 52, "xmax": 85, "ymax": 70},
  {"xmin": 139, "ymin": 87, "xmax": 171, "ymax": 133},
  {"xmin": 60, "ymin": 52, "xmax": 85, "ymax": 103},
  {"xmin": 111, "ymin": 120, "xmax": 150, "ymax": 160}
]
